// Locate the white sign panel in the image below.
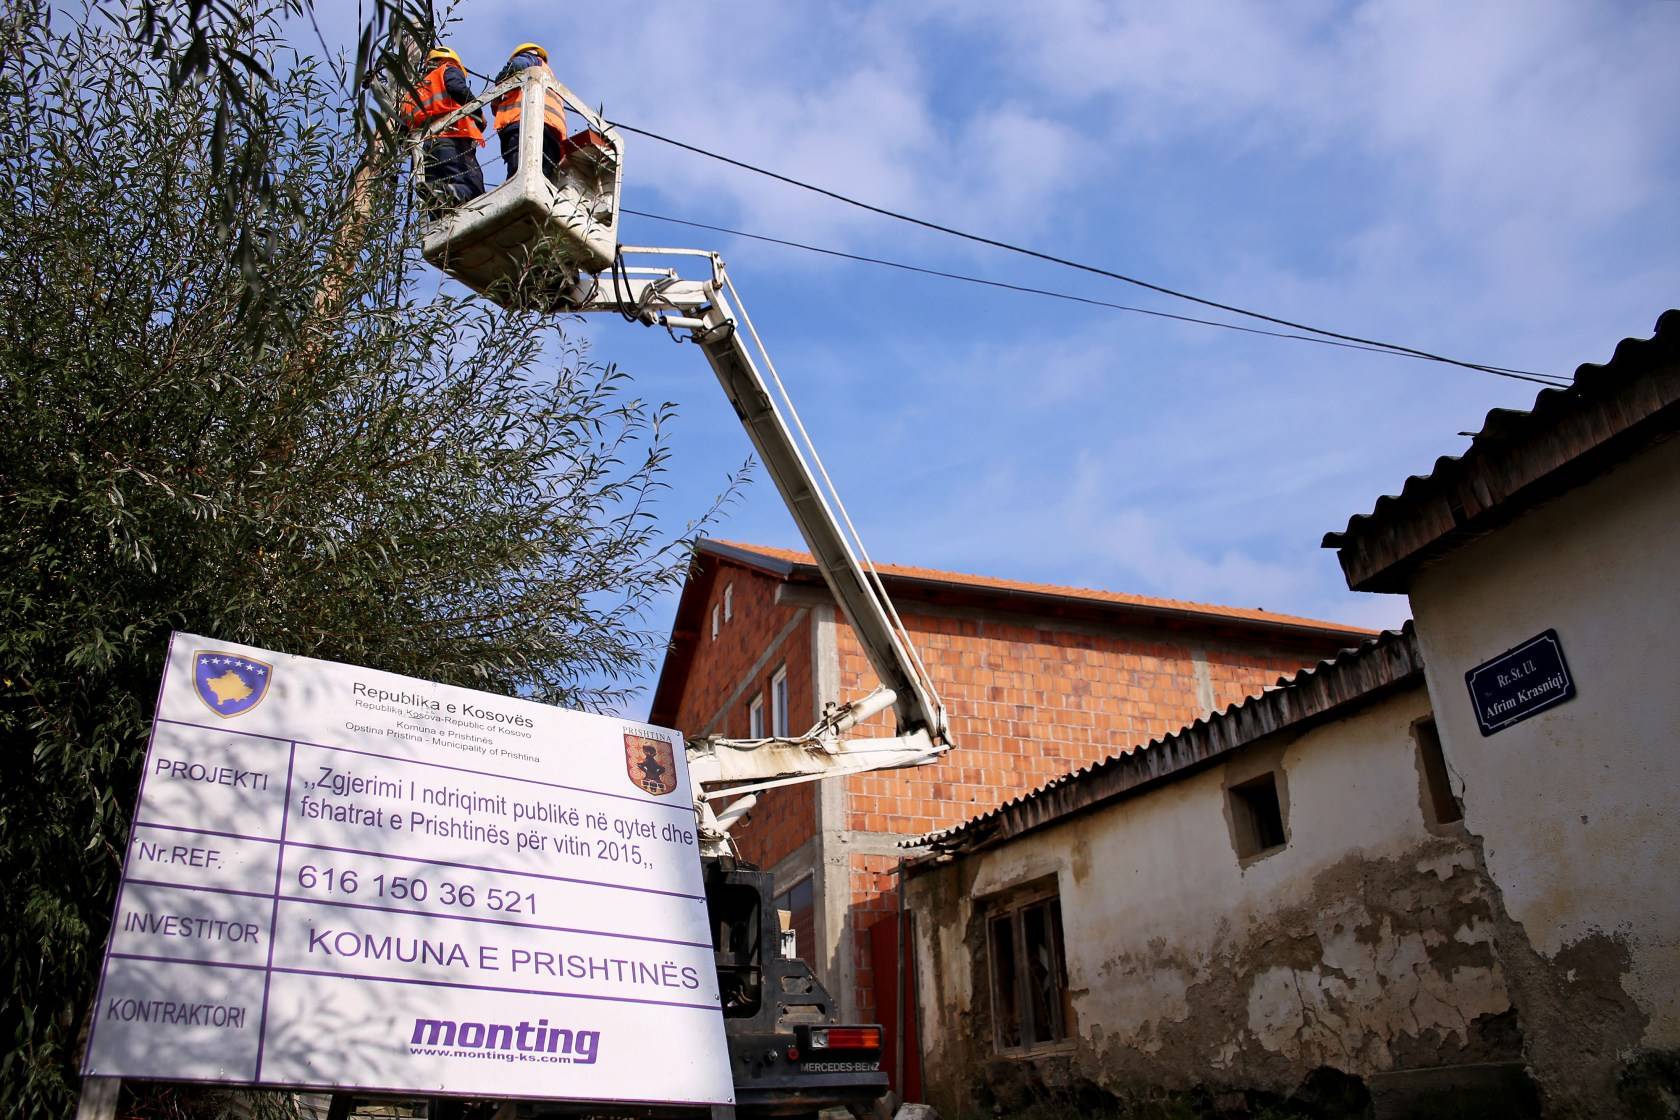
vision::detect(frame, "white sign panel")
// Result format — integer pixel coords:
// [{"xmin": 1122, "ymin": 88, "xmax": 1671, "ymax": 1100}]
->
[{"xmin": 84, "ymin": 633, "xmax": 733, "ymax": 1106}]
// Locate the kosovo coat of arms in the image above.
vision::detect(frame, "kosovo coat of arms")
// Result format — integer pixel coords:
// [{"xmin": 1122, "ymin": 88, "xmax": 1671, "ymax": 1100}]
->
[{"xmin": 192, "ymin": 651, "xmax": 272, "ymax": 718}]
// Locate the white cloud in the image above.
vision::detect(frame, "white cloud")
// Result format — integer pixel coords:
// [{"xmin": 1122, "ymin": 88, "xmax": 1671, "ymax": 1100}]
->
[
  {"xmin": 894, "ymin": 449, "xmax": 1409, "ymax": 631},
  {"xmin": 927, "ymin": 0, "xmax": 1679, "ymax": 247},
  {"xmin": 460, "ymin": 0, "xmax": 1089, "ymax": 252}
]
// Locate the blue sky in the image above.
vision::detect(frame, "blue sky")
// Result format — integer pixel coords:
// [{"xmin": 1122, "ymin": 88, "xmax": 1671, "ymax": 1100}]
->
[{"xmin": 342, "ymin": 1, "xmax": 1679, "ymax": 713}]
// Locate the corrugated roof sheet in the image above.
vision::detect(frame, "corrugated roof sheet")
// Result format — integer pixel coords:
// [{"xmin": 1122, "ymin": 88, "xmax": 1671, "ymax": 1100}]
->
[
  {"xmin": 702, "ymin": 538, "xmax": 1375, "ymax": 638},
  {"xmin": 1324, "ymin": 309, "xmax": 1680, "ymax": 592},
  {"xmin": 909, "ymin": 622, "xmax": 1423, "ymax": 856}
]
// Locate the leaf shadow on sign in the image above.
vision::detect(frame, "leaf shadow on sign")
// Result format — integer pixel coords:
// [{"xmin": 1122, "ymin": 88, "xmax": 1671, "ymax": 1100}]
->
[
  {"xmin": 258, "ymin": 980, "xmax": 407, "ymax": 1090},
  {"xmin": 89, "ymin": 954, "xmax": 265, "ymax": 1082}
]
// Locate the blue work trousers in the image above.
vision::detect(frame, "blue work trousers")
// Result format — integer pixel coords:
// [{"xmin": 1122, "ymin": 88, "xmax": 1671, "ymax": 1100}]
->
[
  {"xmin": 423, "ymin": 137, "xmax": 485, "ymax": 204},
  {"xmin": 500, "ymin": 125, "xmax": 564, "ymax": 184}
]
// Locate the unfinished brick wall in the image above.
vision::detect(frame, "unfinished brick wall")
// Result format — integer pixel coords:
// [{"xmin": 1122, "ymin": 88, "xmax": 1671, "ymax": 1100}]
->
[
  {"xmin": 732, "ymin": 783, "xmax": 814, "ymax": 873},
  {"xmin": 1206, "ymin": 645, "xmax": 1323, "ymax": 712},
  {"xmin": 839, "ymin": 615, "xmax": 1319, "ymax": 838},
  {"xmin": 667, "ymin": 562, "xmax": 818, "ymax": 872},
  {"xmin": 729, "ymin": 608, "xmax": 816, "ymax": 871}
]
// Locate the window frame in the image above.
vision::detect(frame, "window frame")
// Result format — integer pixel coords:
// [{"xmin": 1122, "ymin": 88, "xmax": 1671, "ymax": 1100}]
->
[
  {"xmin": 748, "ymin": 692, "xmax": 765, "ymax": 738},
  {"xmin": 771, "ymin": 665, "xmax": 790, "ymax": 738},
  {"xmin": 772, "ymin": 874, "xmax": 816, "ymax": 962},
  {"xmin": 985, "ymin": 883, "xmax": 1073, "ymax": 1056},
  {"xmin": 711, "ymin": 603, "xmax": 720, "ymax": 641},
  {"xmin": 723, "ymin": 582, "xmax": 734, "ymax": 622},
  {"xmin": 1228, "ymin": 770, "xmax": 1288, "ymax": 862}
]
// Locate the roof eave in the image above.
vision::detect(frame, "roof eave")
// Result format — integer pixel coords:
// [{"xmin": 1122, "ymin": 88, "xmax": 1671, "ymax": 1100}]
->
[
  {"xmin": 1325, "ymin": 309, "xmax": 1680, "ymax": 594},
  {"xmin": 715, "ymin": 548, "xmax": 1374, "ymax": 644},
  {"xmin": 1329, "ymin": 417, "xmax": 1680, "ymax": 593},
  {"xmin": 694, "ymin": 538, "xmax": 798, "ymax": 579},
  {"xmin": 874, "ymin": 570, "xmax": 1375, "ymax": 644}
]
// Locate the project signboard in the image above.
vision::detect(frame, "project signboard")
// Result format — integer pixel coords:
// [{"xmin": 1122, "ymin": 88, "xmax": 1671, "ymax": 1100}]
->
[{"xmin": 83, "ymin": 633, "xmax": 733, "ymax": 1106}]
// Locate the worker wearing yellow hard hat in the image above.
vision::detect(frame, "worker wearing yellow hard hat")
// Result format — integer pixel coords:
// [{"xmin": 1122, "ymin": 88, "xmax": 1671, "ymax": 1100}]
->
[
  {"xmin": 398, "ymin": 45, "xmax": 486, "ymax": 210},
  {"xmin": 493, "ymin": 42, "xmax": 568, "ymax": 183}
]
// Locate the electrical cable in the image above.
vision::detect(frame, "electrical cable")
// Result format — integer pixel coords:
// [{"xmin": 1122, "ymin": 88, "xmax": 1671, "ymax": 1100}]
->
[
  {"xmin": 440, "ymin": 69, "xmax": 1562, "ymax": 385},
  {"xmin": 608, "ymin": 247, "xmax": 641, "ymax": 323},
  {"xmin": 625, "ymin": 208, "xmax": 1559, "ymax": 380},
  {"xmin": 622, "ymin": 209, "xmax": 1571, "ymax": 387},
  {"xmin": 608, "ymin": 121, "xmax": 1566, "ymax": 385}
]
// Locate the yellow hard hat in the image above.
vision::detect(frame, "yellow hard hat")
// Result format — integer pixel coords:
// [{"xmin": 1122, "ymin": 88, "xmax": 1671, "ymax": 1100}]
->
[
  {"xmin": 426, "ymin": 47, "xmax": 461, "ymax": 64},
  {"xmin": 510, "ymin": 42, "xmax": 548, "ymax": 61}
]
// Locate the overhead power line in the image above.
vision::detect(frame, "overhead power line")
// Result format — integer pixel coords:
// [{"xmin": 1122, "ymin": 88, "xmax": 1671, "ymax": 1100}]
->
[
  {"xmin": 623, "ymin": 208, "xmax": 1570, "ymax": 386},
  {"xmin": 608, "ymin": 121, "xmax": 1568, "ymax": 386}
]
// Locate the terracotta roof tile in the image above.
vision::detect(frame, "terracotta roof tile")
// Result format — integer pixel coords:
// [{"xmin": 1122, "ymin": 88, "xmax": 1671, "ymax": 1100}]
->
[{"xmin": 701, "ymin": 538, "xmax": 1375, "ymax": 638}]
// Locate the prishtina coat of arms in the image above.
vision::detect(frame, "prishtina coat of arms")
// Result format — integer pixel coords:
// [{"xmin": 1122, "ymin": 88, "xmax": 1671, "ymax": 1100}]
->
[
  {"xmin": 192, "ymin": 651, "xmax": 272, "ymax": 718},
  {"xmin": 624, "ymin": 733, "xmax": 678, "ymax": 797}
]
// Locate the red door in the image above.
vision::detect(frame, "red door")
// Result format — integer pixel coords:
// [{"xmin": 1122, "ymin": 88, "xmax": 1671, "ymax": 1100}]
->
[{"xmin": 867, "ymin": 909, "xmax": 922, "ymax": 1102}]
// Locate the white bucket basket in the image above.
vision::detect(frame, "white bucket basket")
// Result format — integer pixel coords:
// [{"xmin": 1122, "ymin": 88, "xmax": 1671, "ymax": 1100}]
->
[{"xmin": 413, "ymin": 70, "xmax": 622, "ymax": 309}]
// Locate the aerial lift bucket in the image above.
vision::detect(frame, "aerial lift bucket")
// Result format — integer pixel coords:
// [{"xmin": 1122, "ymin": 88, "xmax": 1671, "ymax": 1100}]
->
[{"xmin": 413, "ymin": 70, "xmax": 622, "ymax": 311}]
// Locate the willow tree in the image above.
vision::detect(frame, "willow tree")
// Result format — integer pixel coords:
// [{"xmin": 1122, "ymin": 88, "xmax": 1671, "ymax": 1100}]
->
[{"xmin": 0, "ymin": 5, "xmax": 733, "ymax": 1114}]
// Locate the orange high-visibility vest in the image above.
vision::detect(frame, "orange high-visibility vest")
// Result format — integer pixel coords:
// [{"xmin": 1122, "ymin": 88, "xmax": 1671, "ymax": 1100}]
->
[
  {"xmin": 492, "ymin": 61, "xmax": 567, "ymax": 139},
  {"xmin": 399, "ymin": 62, "xmax": 483, "ymax": 142}
]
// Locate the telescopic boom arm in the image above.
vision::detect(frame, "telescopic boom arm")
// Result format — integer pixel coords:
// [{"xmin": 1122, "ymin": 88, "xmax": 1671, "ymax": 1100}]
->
[
  {"xmin": 572, "ymin": 250, "xmax": 950, "ymax": 831},
  {"xmin": 410, "ymin": 77, "xmax": 951, "ymax": 849}
]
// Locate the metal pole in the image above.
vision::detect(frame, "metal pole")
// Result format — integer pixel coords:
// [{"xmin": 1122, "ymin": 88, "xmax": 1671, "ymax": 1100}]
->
[{"xmin": 73, "ymin": 1076, "xmax": 120, "ymax": 1120}]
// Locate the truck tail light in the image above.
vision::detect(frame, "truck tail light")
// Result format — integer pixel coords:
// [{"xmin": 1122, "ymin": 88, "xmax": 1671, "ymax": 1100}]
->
[{"xmin": 809, "ymin": 1026, "xmax": 881, "ymax": 1050}]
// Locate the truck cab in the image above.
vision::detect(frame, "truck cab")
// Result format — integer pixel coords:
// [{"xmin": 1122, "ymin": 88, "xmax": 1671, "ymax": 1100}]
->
[{"xmin": 708, "ymin": 859, "xmax": 887, "ymax": 1117}]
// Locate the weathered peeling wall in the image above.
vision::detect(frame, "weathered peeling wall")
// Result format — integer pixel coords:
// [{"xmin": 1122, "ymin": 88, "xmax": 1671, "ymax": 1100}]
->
[
  {"xmin": 1408, "ymin": 433, "xmax": 1680, "ymax": 1114},
  {"xmin": 909, "ymin": 684, "xmax": 1526, "ymax": 1117}
]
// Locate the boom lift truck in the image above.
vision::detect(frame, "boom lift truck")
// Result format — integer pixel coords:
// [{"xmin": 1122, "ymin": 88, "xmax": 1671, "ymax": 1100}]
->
[{"xmin": 412, "ymin": 70, "xmax": 952, "ymax": 1117}]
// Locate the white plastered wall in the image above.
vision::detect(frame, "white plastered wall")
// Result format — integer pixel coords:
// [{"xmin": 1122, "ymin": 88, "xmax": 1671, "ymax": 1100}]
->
[
  {"xmin": 911, "ymin": 683, "xmax": 1514, "ymax": 1102},
  {"xmin": 1408, "ymin": 432, "xmax": 1680, "ymax": 1047}
]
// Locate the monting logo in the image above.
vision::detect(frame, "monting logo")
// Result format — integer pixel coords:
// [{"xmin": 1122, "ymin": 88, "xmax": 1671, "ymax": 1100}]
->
[{"xmin": 409, "ymin": 1017, "xmax": 601, "ymax": 1065}]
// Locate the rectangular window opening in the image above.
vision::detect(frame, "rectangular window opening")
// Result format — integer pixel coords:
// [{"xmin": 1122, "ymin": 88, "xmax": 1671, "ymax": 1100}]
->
[
  {"xmin": 1414, "ymin": 717, "xmax": 1463, "ymax": 825},
  {"xmin": 1021, "ymin": 901, "xmax": 1061, "ymax": 1043},
  {"xmin": 723, "ymin": 583, "xmax": 734, "ymax": 622},
  {"xmin": 989, "ymin": 914, "xmax": 1021, "ymax": 1050},
  {"xmin": 773, "ymin": 877, "xmax": 815, "ymax": 962},
  {"xmin": 987, "ymin": 890, "xmax": 1070, "ymax": 1053},
  {"xmin": 1050, "ymin": 897, "xmax": 1074, "ymax": 1034},
  {"xmin": 748, "ymin": 693, "xmax": 765, "ymax": 739},
  {"xmin": 771, "ymin": 665, "xmax": 790, "ymax": 738},
  {"xmin": 1229, "ymin": 771, "xmax": 1286, "ymax": 858},
  {"xmin": 711, "ymin": 603, "xmax": 720, "ymax": 641}
]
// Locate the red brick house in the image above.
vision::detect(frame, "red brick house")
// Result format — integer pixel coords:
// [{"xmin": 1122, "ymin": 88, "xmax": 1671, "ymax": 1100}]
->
[{"xmin": 648, "ymin": 539, "xmax": 1373, "ymax": 1048}]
